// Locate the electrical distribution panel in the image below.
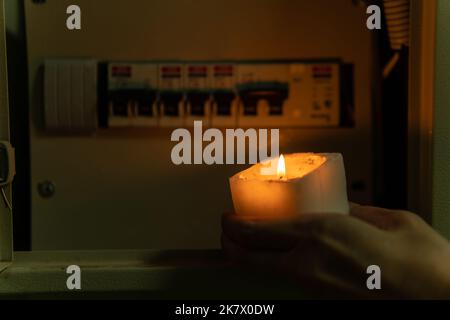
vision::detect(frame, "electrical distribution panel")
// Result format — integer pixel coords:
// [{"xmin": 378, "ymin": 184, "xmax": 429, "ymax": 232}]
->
[
  {"xmin": 43, "ymin": 59, "xmax": 348, "ymax": 130},
  {"xmin": 106, "ymin": 60, "xmax": 346, "ymax": 128}
]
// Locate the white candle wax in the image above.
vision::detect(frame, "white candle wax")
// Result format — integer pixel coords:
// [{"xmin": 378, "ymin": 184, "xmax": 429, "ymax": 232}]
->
[{"xmin": 229, "ymin": 153, "xmax": 349, "ymax": 218}]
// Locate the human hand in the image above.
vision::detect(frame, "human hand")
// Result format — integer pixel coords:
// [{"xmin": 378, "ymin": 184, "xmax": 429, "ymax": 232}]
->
[{"xmin": 222, "ymin": 205, "xmax": 450, "ymax": 299}]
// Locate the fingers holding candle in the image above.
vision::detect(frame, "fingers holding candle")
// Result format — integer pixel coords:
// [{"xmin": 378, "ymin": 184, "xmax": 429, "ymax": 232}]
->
[
  {"xmin": 221, "ymin": 210, "xmax": 390, "ymax": 293},
  {"xmin": 221, "ymin": 211, "xmax": 380, "ymax": 297},
  {"xmin": 221, "ymin": 212, "xmax": 299, "ymax": 251},
  {"xmin": 222, "ymin": 207, "xmax": 450, "ymax": 298},
  {"xmin": 221, "ymin": 233, "xmax": 291, "ymax": 272},
  {"xmin": 222, "ymin": 211, "xmax": 384, "ymax": 255},
  {"xmin": 221, "ymin": 211, "xmax": 348, "ymax": 250}
]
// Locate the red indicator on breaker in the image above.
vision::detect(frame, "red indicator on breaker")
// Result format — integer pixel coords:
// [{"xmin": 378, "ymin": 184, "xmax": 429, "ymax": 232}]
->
[
  {"xmin": 112, "ymin": 65, "xmax": 132, "ymax": 77},
  {"xmin": 313, "ymin": 65, "xmax": 332, "ymax": 78},
  {"xmin": 214, "ymin": 65, "xmax": 234, "ymax": 77},
  {"xmin": 161, "ymin": 66, "xmax": 182, "ymax": 78},
  {"xmin": 188, "ymin": 66, "xmax": 208, "ymax": 78}
]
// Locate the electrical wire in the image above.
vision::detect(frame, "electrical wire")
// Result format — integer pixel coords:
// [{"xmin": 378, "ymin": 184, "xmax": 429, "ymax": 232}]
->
[
  {"xmin": 383, "ymin": 51, "xmax": 400, "ymax": 78},
  {"xmin": 1, "ymin": 187, "xmax": 12, "ymax": 211},
  {"xmin": 382, "ymin": 0, "xmax": 410, "ymax": 78}
]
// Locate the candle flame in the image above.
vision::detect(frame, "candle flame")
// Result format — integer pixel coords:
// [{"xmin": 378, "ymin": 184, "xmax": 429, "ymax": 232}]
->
[{"xmin": 277, "ymin": 154, "xmax": 286, "ymax": 178}]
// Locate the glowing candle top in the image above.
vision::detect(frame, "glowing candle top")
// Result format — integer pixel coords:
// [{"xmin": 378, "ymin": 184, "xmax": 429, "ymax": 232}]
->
[{"xmin": 237, "ymin": 153, "xmax": 327, "ymax": 182}]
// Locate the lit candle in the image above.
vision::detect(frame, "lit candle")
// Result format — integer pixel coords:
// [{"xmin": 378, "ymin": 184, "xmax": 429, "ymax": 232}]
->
[{"xmin": 229, "ymin": 153, "xmax": 349, "ymax": 218}]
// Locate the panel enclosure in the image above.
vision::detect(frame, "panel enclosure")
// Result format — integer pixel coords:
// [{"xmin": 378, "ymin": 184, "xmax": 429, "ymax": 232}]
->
[{"xmin": 25, "ymin": 0, "xmax": 374, "ymax": 250}]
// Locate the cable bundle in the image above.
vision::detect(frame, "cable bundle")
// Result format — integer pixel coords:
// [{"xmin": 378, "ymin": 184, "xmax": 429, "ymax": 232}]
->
[
  {"xmin": 382, "ymin": 0, "xmax": 410, "ymax": 77},
  {"xmin": 383, "ymin": 0, "xmax": 410, "ymax": 50}
]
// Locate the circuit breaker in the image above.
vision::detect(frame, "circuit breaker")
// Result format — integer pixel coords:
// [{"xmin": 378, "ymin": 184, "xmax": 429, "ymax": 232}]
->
[
  {"xmin": 184, "ymin": 64, "xmax": 212, "ymax": 127},
  {"xmin": 102, "ymin": 59, "xmax": 349, "ymax": 129},
  {"xmin": 236, "ymin": 62, "xmax": 341, "ymax": 127},
  {"xmin": 210, "ymin": 64, "xmax": 238, "ymax": 127},
  {"xmin": 107, "ymin": 63, "xmax": 158, "ymax": 127},
  {"xmin": 157, "ymin": 64, "xmax": 185, "ymax": 127}
]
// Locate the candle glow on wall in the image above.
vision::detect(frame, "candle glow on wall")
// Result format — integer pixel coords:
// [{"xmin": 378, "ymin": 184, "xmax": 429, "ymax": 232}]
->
[{"xmin": 229, "ymin": 153, "xmax": 349, "ymax": 218}]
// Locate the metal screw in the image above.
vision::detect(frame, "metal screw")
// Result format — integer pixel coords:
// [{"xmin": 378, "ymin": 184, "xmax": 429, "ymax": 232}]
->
[{"xmin": 38, "ymin": 180, "xmax": 55, "ymax": 198}]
